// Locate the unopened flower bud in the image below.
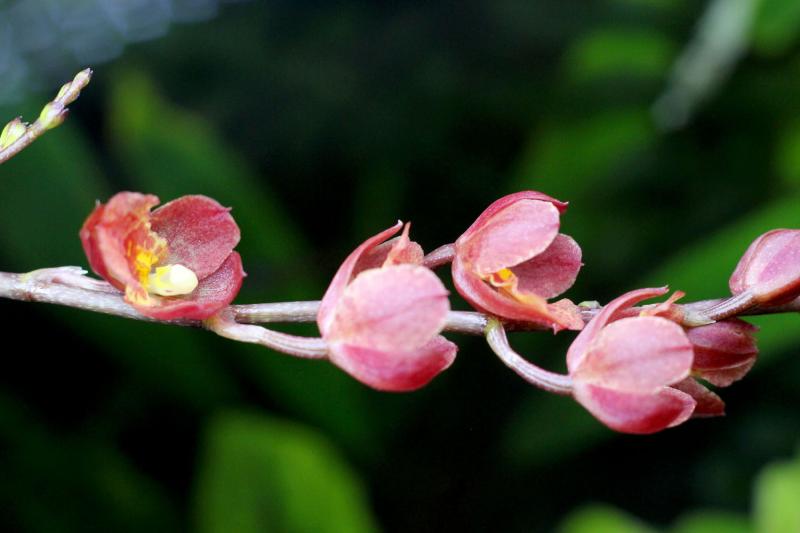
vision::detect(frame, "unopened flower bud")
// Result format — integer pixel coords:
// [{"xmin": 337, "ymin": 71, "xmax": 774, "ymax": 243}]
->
[
  {"xmin": 38, "ymin": 102, "xmax": 67, "ymax": 130},
  {"xmin": 686, "ymin": 318, "xmax": 758, "ymax": 387},
  {"xmin": 0, "ymin": 118, "xmax": 26, "ymax": 148},
  {"xmin": 730, "ymin": 229, "xmax": 800, "ymax": 306}
]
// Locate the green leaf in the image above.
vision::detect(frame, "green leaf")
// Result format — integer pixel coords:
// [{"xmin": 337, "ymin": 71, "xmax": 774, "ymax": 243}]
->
[
  {"xmin": 512, "ymin": 108, "xmax": 654, "ymax": 200},
  {"xmin": 563, "ymin": 29, "xmax": 675, "ymax": 83},
  {"xmin": 754, "ymin": 449, "xmax": 800, "ymax": 533},
  {"xmin": 774, "ymin": 119, "xmax": 800, "ymax": 186},
  {"xmin": 558, "ymin": 505, "xmax": 656, "ymax": 533},
  {"xmin": 753, "ymin": 0, "xmax": 800, "ymax": 56},
  {"xmin": 193, "ymin": 411, "xmax": 379, "ymax": 533},
  {"xmin": 670, "ymin": 511, "xmax": 752, "ymax": 533}
]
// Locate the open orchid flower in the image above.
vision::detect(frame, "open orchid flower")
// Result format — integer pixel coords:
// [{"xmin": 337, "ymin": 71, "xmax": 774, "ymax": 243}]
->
[
  {"xmin": 452, "ymin": 191, "xmax": 583, "ymax": 332},
  {"xmin": 80, "ymin": 192, "xmax": 244, "ymax": 320},
  {"xmin": 730, "ymin": 229, "xmax": 800, "ymax": 306},
  {"xmin": 317, "ymin": 222, "xmax": 457, "ymax": 391},
  {"xmin": 567, "ymin": 287, "xmax": 700, "ymax": 434}
]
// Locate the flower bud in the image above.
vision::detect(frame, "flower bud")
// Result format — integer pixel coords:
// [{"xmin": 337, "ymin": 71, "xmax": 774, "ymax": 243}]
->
[
  {"xmin": 730, "ymin": 229, "xmax": 800, "ymax": 306},
  {"xmin": 38, "ymin": 102, "xmax": 67, "ymax": 130},
  {"xmin": 0, "ymin": 118, "xmax": 26, "ymax": 148},
  {"xmin": 686, "ymin": 318, "xmax": 758, "ymax": 387}
]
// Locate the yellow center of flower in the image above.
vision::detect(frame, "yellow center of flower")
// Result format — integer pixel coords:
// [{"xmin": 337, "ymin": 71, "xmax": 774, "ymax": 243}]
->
[
  {"xmin": 483, "ymin": 267, "xmax": 547, "ymax": 311},
  {"xmin": 147, "ymin": 264, "xmax": 199, "ymax": 296},
  {"xmin": 130, "ymin": 247, "xmax": 198, "ymax": 298}
]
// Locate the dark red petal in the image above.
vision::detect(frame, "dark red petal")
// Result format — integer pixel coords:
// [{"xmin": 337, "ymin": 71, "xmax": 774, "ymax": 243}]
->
[
  {"xmin": 457, "ymin": 191, "xmax": 568, "ymax": 244},
  {"xmin": 150, "ymin": 195, "xmax": 241, "ymax": 279},
  {"xmin": 688, "ymin": 318, "xmax": 758, "ymax": 372},
  {"xmin": 131, "ymin": 252, "xmax": 245, "ymax": 320},
  {"xmin": 696, "ymin": 360, "xmax": 755, "ymax": 388},
  {"xmin": 80, "ymin": 192, "xmax": 162, "ymax": 293},
  {"xmin": 452, "ymin": 254, "xmax": 583, "ymax": 331},
  {"xmin": 328, "ymin": 335, "xmax": 457, "ymax": 392},
  {"xmin": 457, "ymin": 199, "xmax": 560, "ymax": 277},
  {"xmin": 317, "ymin": 222, "xmax": 403, "ymax": 336},
  {"xmin": 574, "ymin": 382, "xmax": 696, "ymax": 434},
  {"xmin": 671, "ymin": 378, "xmax": 725, "ymax": 417},
  {"xmin": 512, "ymin": 233, "xmax": 582, "ymax": 299},
  {"xmin": 79, "ymin": 201, "xmax": 110, "ymax": 282},
  {"xmin": 566, "ymin": 287, "xmax": 669, "ymax": 373}
]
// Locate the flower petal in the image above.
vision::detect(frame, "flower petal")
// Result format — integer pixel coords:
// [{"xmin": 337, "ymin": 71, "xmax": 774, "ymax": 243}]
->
[
  {"xmin": 317, "ymin": 222, "xmax": 403, "ymax": 336},
  {"xmin": 573, "ymin": 382, "xmax": 696, "ymax": 434},
  {"xmin": 328, "ymin": 335, "xmax": 457, "ymax": 392},
  {"xmin": 150, "ymin": 195, "xmax": 241, "ymax": 279},
  {"xmin": 512, "ymin": 233, "xmax": 582, "ymax": 299},
  {"xmin": 355, "ymin": 224, "xmax": 424, "ymax": 271},
  {"xmin": 327, "ymin": 264, "xmax": 449, "ymax": 352},
  {"xmin": 729, "ymin": 229, "xmax": 800, "ymax": 304},
  {"xmin": 131, "ymin": 252, "xmax": 245, "ymax": 320},
  {"xmin": 452, "ymin": 254, "xmax": 583, "ymax": 331},
  {"xmin": 573, "ymin": 316, "xmax": 693, "ymax": 393},
  {"xmin": 566, "ymin": 287, "xmax": 669, "ymax": 373},
  {"xmin": 458, "ymin": 191, "xmax": 568, "ymax": 243},
  {"xmin": 671, "ymin": 378, "xmax": 725, "ymax": 417},
  {"xmin": 457, "ymin": 199, "xmax": 560, "ymax": 277},
  {"xmin": 80, "ymin": 192, "xmax": 164, "ymax": 295},
  {"xmin": 687, "ymin": 319, "xmax": 758, "ymax": 372}
]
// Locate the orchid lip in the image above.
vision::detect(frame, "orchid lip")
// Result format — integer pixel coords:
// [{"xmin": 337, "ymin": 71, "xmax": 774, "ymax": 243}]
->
[{"xmin": 146, "ymin": 263, "xmax": 199, "ymax": 296}]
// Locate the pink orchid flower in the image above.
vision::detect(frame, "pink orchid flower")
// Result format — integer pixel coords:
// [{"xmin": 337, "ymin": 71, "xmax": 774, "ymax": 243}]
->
[
  {"xmin": 317, "ymin": 223, "xmax": 457, "ymax": 391},
  {"xmin": 452, "ymin": 191, "xmax": 583, "ymax": 332},
  {"xmin": 567, "ymin": 287, "xmax": 699, "ymax": 434},
  {"xmin": 730, "ymin": 229, "xmax": 800, "ymax": 306},
  {"xmin": 80, "ymin": 192, "xmax": 244, "ymax": 320}
]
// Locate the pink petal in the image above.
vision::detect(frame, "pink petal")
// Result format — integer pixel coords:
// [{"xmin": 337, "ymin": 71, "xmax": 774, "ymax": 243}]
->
[
  {"xmin": 328, "ymin": 335, "xmax": 457, "ymax": 392},
  {"xmin": 150, "ymin": 195, "xmax": 241, "ymax": 279},
  {"xmin": 327, "ymin": 264, "xmax": 449, "ymax": 352},
  {"xmin": 452, "ymin": 254, "xmax": 584, "ymax": 331},
  {"xmin": 355, "ymin": 224, "xmax": 424, "ymax": 271},
  {"xmin": 317, "ymin": 222, "xmax": 403, "ymax": 336},
  {"xmin": 566, "ymin": 287, "xmax": 670, "ymax": 372},
  {"xmin": 458, "ymin": 191, "xmax": 568, "ymax": 243},
  {"xmin": 687, "ymin": 319, "xmax": 758, "ymax": 372},
  {"xmin": 512, "ymin": 233, "xmax": 582, "ymax": 299},
  {"xmin": 574, "ymin": 383, "xmax": 696, "ymax": 434},
  {"xmin": 131, "ymin": 252, "xmax": 245, "ymax": 320},
  {"xmin": 729, "ymin": 229, "xmax": 800, "ymax": 304},
  {"xmin": 457, "ymin": 199, "xmax": 560, "ymax": 277},
  {"xmin": 573, "ymin": 316, "xmax": 693, "ymax": 393},
  {"xmin": 671, "ymin": 378, "xmax": 725, "ymax": 417}
]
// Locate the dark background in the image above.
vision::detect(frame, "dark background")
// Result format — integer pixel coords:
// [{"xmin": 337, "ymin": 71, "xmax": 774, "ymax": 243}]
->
[{"xmin": 1, "ymin": 1, "xmax": 800, "ymax": 531}]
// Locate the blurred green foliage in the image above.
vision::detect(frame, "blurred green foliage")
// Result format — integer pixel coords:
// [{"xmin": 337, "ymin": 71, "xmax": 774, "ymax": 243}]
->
[
  {"xmin": 557, "ymin": 445, "xmax": 800, "ymax": 533},
  {"xmin": 1, "ymin": 1, "xmax": 800, "ymax": 532}
]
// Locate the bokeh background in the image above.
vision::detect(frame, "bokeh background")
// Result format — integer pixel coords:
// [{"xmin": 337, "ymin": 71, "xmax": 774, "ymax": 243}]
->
[{"xmin": 1, "ymin": 0, "xmax": 800, "ymax": 531}]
